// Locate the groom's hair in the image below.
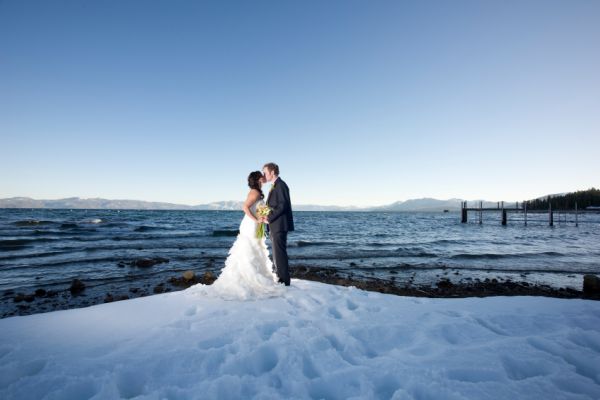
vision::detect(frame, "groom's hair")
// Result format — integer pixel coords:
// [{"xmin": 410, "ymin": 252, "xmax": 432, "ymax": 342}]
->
[{"xmin": 263, "ymin": 162, "xmax": 279, "ymax": 176}]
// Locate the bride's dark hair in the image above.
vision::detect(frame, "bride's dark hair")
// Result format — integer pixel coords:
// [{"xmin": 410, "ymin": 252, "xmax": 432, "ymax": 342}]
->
[{"xmin": 247, "ymin": 171, "xmax": 264, "ymax": 199}]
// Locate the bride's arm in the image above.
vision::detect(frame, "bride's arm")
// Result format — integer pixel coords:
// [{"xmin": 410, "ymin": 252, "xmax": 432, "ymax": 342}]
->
[{"xmin": 242, "ymin": 190, "xmax": 261, "ymax": 223}]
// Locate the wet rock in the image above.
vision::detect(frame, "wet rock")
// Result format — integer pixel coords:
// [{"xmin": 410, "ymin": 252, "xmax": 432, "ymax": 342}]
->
[
  {"xmin": 34, "ymin": 288, "xmax": 46, "ymax": 297},
  {"xmin": 104, "ymin": 293, "xmax": 114, "ymax": 303},
  {"xmin": 69, "ymin": 279, "xmax": 86, "ymax": 294},
  {"xmin": 436, "ymin": 279, "xmax": 453, "ymax": 289},
  {"xmin": 129, "ymin": 287, "xmax": 139, "ymax": 293},
  {"xmin": 118, "ymin": 295, "xmax": 129, "ymax": 301},
  {"xmin": 182, "ymin": 270, "xmax": 195, "ymax": 281},
  {"xmin": 200, "ymin": 271, "xmax": 216, "ymax": 285},
  {"xmin": 153, "ymin": 284, "xmax": 165, "ymax": 294},
  {"xmin": 13, "ymin": 293, "xmax": 25, "ymax": 303},
  {"xmin": 24, "ymin": 294, "xmax": 35, "ymax": 302},
  {"xmin": 133, "ymin": 257, "xmax": 169, "ymax": 268},
  {"xmin": 583, "ymin": 275, "xmax": 600, "ymax": 296}
]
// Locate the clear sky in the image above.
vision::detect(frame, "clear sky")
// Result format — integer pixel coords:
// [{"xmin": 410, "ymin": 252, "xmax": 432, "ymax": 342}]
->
[{"xmin": 1, "ymin": 0, "xmax": 598, "ymax": 206}]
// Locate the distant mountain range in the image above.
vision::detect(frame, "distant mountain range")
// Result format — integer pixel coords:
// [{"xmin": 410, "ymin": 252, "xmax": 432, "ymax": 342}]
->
[{"xmin": 0, "ymin": 196, "xmax": 502, "ymax": 212}]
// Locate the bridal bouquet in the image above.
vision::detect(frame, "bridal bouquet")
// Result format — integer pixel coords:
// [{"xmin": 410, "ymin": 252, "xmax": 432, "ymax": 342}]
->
[{"xmin": 255, "ymin": 204, "xmax": 272, "ymax": 238}]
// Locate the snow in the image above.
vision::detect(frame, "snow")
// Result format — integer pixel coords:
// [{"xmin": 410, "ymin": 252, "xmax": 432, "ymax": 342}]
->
[{"xmin": 1, "ymin": 279, "xmax": 599, "ymax": 399}]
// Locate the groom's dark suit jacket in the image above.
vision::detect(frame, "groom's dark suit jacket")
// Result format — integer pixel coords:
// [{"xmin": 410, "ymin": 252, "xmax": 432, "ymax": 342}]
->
[{"xmin": 266, "ymin": 177, "xmax": 294, "ymax": 232}]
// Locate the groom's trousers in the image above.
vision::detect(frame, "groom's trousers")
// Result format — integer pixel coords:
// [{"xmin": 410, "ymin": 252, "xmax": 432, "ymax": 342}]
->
[{"xmin": 270, "ymin": 230, "xmax": 290, "ymax": 286}]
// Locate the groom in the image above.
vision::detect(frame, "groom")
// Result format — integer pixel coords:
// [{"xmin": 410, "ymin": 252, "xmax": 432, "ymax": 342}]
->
[{"xmin": 261, "ymin": 162, "xmax": 294, "ymax": 286}]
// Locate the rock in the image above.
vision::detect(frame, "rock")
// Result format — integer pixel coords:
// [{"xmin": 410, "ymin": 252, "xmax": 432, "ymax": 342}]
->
[
  {"xmin": 133, "ymin": 257, "xmax": 169, "ymax": 268},
  {"xmin": 583, "ymin": 275, "xmax": 600, "ymax": 296},
  {"xmin": 24, "ymin": 294, "xmax": 35, "ymax": 302},
  {"xmin": 153, "ymin": 285, "xmax": 165, "ymax": 294},
  {"xmin": 436, "ymin": 279, "xmax": 453, "ymax": 289},
  {"xmin": 118, "ymin": 295, "xmax": 129, "ymax": 301},
  {"xmin": 35, "ymin": 288, "xmax": 47, "ymax": 297},
  {"xmin": 129, "ymin": 287, "xmax": 139, "ymax": 293},
  {"xmin": 104, "ymin": 293, "xmax": 114, "ymax": 303},
  {"xmin": 182, "ymin": 270, "xmax": 195, "ymax": 281},
  {"xmin": 69, "ymin": 279, "xmax": 86, "ymax": 294},
  {"xmin": 13, "ymin": 293, "xmax": 25, "ymax": 303},
  {"xmin": 201, "ymin": 271, "xmax": 216, "ymax": 285}
]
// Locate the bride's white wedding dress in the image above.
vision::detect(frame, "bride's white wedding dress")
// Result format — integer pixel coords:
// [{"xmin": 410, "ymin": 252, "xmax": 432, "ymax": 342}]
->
[{"xmin": 188, "ymin": 199, "xmax": 284, "ymax": 300}]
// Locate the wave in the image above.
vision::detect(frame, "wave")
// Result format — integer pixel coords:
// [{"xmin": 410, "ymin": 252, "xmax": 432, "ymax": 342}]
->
[
  {"xmin": 110, "ymin": 232, "xmax": 208, "ymax": 242},
  {"xmin": 0, "ymin": 250, "xmax": 70, "ymax": 262},
  {"xmin": 3, "ymin": 253, "xmax": 227, "ymax": 271},
  {"xmin": 12, "ymin": 220, "xmax": 57, "ymax": 227},
  {"xmin": 0, "ymin": 238, "xmax": 58, "ymax": 251},
  {"xmin": 293, "ymin": 240, "xmax": 339, "ymax": 247},
  {"xmin": 449, "ymin": 251, "xmax": 564, "ymax": 260},
  {"xmin": 396, "ymin": 247, "xmax": 438, "ymax": 257},
  {"xmin": 102, "ymin": 222, "xmax": 131, "ymax": 228},
  {"xmin": 212, "ymin": 230, "xmax": 239, "ymax": 237},
  {"xmin": 60, "ymin": 223, "xmax": 79, "ymax": 229},
  {"xmin": 424, "ymin": 239, "xmax": 468, "ymax": 245},
  {"xmin": 134, "ymin": 226, "xmax": 165, "ymax": 232}
]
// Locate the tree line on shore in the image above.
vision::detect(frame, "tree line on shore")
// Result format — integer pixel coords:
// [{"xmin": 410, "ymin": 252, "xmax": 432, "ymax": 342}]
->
[{"xmin": 526, "ymin": 188, "xmax": 600, "ymax": 210}]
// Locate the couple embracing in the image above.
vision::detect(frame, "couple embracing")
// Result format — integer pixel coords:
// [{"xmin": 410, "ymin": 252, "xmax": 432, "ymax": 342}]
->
[{"xmin": 194, "ymin": 163, "xmax": 294, "ymax": 300}]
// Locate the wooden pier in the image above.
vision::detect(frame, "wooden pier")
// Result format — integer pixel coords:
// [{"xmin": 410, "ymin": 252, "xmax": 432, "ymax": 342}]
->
[{"xmin": 460, "ymin": 200, "xmax": 598, "ymax": 226}]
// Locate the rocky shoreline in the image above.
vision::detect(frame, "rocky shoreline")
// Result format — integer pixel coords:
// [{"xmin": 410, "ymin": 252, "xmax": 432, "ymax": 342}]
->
[
  {"xmin": 2, "ymin": 265, "xmax": 599, "ymax": 319},
  {"xmin": 292, "ymin": 266, "xmax": 600, "ymax": 300}
]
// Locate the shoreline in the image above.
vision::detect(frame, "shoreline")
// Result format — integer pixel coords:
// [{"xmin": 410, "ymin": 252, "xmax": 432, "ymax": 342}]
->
[
  {"xmin": 292, "ymin": 266, "xmax": 591, "ymax": 299},
  {"xmin": 2, "ymin": 265, "xmax": 597, "ymax": 319}
]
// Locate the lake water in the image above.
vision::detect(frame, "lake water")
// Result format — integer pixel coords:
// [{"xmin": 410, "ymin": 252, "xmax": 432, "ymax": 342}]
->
[{"xmin": 1, "ymin": 208, "xmax": 599, "ymax": 299}]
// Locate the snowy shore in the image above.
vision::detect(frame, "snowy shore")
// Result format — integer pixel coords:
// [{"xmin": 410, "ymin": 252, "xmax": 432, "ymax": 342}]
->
[{"xmin": 1, "ymin": 279, "xmax": 599, "ymax": 399}]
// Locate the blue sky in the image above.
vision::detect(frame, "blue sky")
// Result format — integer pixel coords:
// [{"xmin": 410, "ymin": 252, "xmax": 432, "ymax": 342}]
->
[{"xmin": 1, "ymin": 0, "xmax": 598, "ymax": 206}]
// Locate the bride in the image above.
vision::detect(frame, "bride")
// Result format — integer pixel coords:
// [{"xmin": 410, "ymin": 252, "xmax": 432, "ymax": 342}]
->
[{"xmin": 189, "ymin": 171, "xmax": 284, "ymax": 300}]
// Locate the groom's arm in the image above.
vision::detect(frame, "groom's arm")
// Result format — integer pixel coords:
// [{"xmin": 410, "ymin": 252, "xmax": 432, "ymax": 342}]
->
[{"xmin": 268, "ymin": 183, "xmax": 290, "ymax": 223}]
